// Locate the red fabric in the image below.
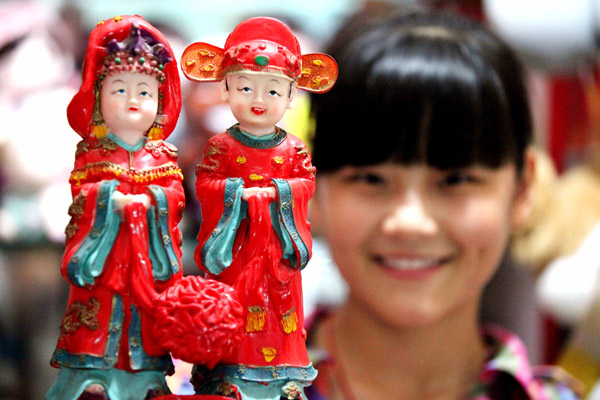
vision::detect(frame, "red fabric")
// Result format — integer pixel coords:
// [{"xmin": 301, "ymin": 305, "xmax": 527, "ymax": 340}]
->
[
  {"xmin": 222, "ymin": 17, "xmax": 302, "ymax": 80},
  {"xmin": 55, "ymin": 138, "xmax": 184, "ymax": 369},
  {"xmin": 195, "ymin": 130, "xmax": 315, "ymax": 367}
]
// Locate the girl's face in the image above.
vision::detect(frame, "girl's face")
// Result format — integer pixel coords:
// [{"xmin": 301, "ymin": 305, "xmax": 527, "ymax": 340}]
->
[
  {"xmin": 101, "ymin": 70, "xmax": 159, "ymax": 141},
  {"xmin": 314, "ymin": 161, "xmax": 533, "ymax": 328},
  {"xmin": 222, "ymin": 72, "xmax": 296, "ymax": 136}
]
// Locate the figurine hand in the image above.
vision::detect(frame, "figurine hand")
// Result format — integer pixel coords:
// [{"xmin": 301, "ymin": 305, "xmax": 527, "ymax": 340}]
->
[
  {"xmin": 130, "ymin": 194, "xmax": 152, "ymax": 208},
  {"xmin": 112, "ymin": 191, "xmax": 129, "ymax": 211},
  {"xmin": 242, "ymin": 186, "xmax": 276, "ymax": 200},
  {"xmin": 113, "ymin": 192, "xmax": 151, "ymax": 211}
]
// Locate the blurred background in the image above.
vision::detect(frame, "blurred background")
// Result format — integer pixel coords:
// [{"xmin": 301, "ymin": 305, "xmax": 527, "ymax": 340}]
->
[{"xmin": 2, "ymin": 0, "xmax": 600, "ymax": 398}]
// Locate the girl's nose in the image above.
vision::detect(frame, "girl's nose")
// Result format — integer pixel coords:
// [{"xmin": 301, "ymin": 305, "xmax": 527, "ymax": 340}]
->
[{"xmin": 381, "ymin": 192, "xmax": 437, "ymax": 237}]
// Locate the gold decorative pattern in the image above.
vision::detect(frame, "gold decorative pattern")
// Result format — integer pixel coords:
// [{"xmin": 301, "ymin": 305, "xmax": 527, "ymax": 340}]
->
[
  {"xmin": 65, "ymin": 192, "xmax": 87, "ymax": 239},
  {"xmin": 181, "ymin": 42, "xmax": 225, "ymax": 82},
  {"xmin": 273, "ymin": 156, "xmax": 284, "ymax": 165},
  {"xmin": 197, "ymin": 142, "xmax": 225, "ymax": 172},
  {"xmin": 236, "ymin": 156, "xmax": 247, "ymax": 164},
  {"xmin": 281, "ymin": 308, "xmax": 298, "ymax": 334},
  {"xmin": 75, "ymin": 140, "xmax": 91, "ymax": 156},
  {"xmin": 199, "ymin": 49, "xmax": 216, "ymax": 57},
  {"xmin": 60, "ymin": 297, "xmax": 101, "ymax": 336},
  {"xmin": 70, "ymin": 161, "xmax": 183, "ymax": 186},
  {"xmin": 246, "ymin": 306, "xmax": 266, "ymax": 332},
  {"xmin": 283, "ymin": 381, "xmax": 302, "ymax": 399},
  {"xmin": 261, "ymin": 347, "xmax": 277, "ymax": 362},
  {"xmin": 144, "ymin": 140, "xmax": 179, "ymax": 159},
  {"xmin": 249, "ymin": 174, "xmax": 263, "ymax": 181},
  {"xmin": 295, "ymin": 146, "xmax": 316, "ymax": 177},
  {"xmin": 298, "ymin": 53, "xmax": 338, "ymax": 93},
  {"xmin": 96, "ymin": 137, "xmax": 118, "ymax": 156}
]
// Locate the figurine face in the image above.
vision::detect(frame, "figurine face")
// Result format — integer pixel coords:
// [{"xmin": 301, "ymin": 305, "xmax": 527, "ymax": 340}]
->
[
  {"xmin": 315, "ymin": 162, "xmax": 532, "ymax": 329},
  {"xmin": 222, "ymin": 72, "xmax": 296, "ymax": 136},
  {"xmin": 101, "ymin": 70, "xmax": 159, "ymax": 144}
]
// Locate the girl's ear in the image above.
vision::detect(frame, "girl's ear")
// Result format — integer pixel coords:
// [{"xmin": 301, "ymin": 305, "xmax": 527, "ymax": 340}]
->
[
  {"xmin": 511, "ymin": 148, "xmax": 537, "ymax": 229},
  {"xmin": 220, "ymin": 79, "xmax": 230, "ymax": 103}
]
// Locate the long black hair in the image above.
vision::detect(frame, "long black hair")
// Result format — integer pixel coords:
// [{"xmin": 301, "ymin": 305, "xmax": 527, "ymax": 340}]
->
[{"xmin": 311, "ymin": 11, "xmax": 532, "ymax": 173}]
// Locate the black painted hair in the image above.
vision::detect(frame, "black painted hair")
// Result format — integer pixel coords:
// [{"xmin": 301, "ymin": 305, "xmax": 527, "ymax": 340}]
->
[{"xmin": 311, "ymin": 11, "xmax": 532, "ymax": 173}]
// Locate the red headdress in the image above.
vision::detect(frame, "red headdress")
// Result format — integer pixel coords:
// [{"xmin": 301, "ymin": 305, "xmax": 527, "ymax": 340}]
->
[
  {"xmin": 181, "ymin": 16, "xmax": 337, "ymax": 93},
  {"xmin": 67, "ymin": 15, "xmax": 181, "ymax": 140}
]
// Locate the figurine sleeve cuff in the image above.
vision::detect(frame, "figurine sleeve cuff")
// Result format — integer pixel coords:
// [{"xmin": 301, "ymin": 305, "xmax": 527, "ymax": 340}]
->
[
  {"xmin": 201, "ymin": 177, "xmax": 245, "ymax": 274},
  {"xmin": 272, "ymin": 178, "xmax": 310, "ymax": 270},
  {"xmin": 67, "ymin": 180, "xmax": 121, "ymax": 287},
  {"xmin": 147, "ymin": 185, "xmax": 181, "ymax": 281}
]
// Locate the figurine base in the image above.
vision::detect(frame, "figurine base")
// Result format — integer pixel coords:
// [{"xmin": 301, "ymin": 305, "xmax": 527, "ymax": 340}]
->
[{"xmin": 153, "ymin": 396, "xmax": 233, "ymax": 400}]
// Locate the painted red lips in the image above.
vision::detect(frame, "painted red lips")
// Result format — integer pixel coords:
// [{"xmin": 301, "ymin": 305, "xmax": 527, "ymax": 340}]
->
[{"xmin": 251, "ymin": 107, "xmax": 266, "ymax": 115}]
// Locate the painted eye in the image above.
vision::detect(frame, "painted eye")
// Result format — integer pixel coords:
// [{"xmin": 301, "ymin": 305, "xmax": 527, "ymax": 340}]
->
[
  {"xmin": 113, "ymin": 88, "xmax": 126, "ymax": 95},
  {"xmin": 139, "ymin": 91, "xmax": 151, "ymax": 97},
  {"xmin": 238, "ymin": 87, "xmax": 252, "ymax": 93},
  {"xmin": 269, "ymin": 90, "xmax": 281, "ymax": 97}
]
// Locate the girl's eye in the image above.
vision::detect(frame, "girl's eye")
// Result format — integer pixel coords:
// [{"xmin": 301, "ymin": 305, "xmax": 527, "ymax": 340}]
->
[
  {"xmin": 139, "ymin": 91, "xmax": 151, "ymax": 97},
  {"xmin": 348, "ymin": 172, "xmax": 387, "ymax": 186},
  {"xmin": 114, "ymin": 88, "xmax": 126, "ymax": 95},
  {"xmin": 438, "ymin": 171, "xmax": 478, "ymax": 187},
  {"xmin": 269, "ymin": 90, "xmax": 281, "ymax": 97},
  {"xmin": 238, "ymin": 87, "xmax": 252, "ymax": 93}
]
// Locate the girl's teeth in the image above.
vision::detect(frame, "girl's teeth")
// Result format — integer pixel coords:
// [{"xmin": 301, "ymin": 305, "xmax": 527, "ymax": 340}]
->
[{"xmin": 382, "ymin": 258, "xmax": 437, "ymax": 270}]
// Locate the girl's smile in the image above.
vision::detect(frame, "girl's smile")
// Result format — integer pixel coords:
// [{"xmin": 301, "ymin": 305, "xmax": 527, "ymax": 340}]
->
[
  {"xmin": 315, "ymin": 161, "xmax": 532, "ymax": 328},
  {"xmin": 372, "ymin": 253, "xmax": 454, "ymax": 280}
]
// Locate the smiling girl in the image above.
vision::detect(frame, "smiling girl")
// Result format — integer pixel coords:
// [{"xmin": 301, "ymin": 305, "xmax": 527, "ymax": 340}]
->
[{"xmin": 307, "ymin": 10, "xmax": 580, "ymax": 400}]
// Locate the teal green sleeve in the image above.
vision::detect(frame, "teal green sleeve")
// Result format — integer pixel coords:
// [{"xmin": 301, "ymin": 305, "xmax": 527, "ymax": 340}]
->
[
  {"xmin": 271, "ymin": 178, "xmax": 310, "ymax": 269},
  {"xmin": 67, "ymin": 180, "xmax": 120, "ymax": 287},
  {"xmin": 201, "ymin": 178, "xmax": 246, "ymax": 275},
  {"xmin": 146, "ymin": 185, "xmax": 181, "ymax": 281}
]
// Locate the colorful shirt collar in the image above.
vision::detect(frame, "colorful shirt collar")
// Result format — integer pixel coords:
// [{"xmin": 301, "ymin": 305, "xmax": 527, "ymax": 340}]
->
[{"xmin": 306, "ymin": 323, "xmax": 580, "ymax": 400}]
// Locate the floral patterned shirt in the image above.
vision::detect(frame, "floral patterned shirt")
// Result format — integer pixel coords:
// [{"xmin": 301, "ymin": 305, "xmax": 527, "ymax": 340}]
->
[{"xmin": 306, "ymin": 324, "xmax": 581, "ymax": 400}]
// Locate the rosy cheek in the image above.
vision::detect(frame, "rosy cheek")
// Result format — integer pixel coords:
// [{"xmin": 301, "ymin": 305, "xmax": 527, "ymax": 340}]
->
[
  {"xmin": 454, "ymin": 201, "xmax": 507, "ymax": 251},
  {"xmin": 103, "ymin": 100, "xmax": 121, "ymax": 113}
]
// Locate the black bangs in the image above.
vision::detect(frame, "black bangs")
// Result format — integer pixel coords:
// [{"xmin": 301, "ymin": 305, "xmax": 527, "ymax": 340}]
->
[{"xmin": 311, "ymin": 12, "xmax": 531, "ymax": 173}]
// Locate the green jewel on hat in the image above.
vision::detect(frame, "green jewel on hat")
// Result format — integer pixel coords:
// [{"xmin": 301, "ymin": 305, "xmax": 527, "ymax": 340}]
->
[{"xmin": 254, "ymin": 55, "xmax": 269, "ymax": 66}]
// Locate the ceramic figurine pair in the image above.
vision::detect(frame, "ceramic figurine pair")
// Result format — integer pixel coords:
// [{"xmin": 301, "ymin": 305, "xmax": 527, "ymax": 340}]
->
[{"xmin": 46, "ymin": 14, "xmax": 337, "ymax": 400}]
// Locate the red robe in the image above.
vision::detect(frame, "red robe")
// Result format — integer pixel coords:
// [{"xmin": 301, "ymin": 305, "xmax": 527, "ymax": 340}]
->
[
  {"xmin": 51, "ymin": 134, "xmax": 184, "ymax": 373},
  {"xmin": 195, "ymin": 124, "xmax": 315, "ymax": 369}
]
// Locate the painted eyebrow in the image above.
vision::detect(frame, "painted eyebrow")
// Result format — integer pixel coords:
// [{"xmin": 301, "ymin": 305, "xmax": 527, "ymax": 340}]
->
[
  {"xmin": 237, "ymin": 75, "xmax": 250, "ymax": 81},
  {"xmin": 110, "ymin": 79, "xmax": 125, "ymax": 84},
  {"xmin": 269, "ymin": 79, "xmax": 281, "ymax": 84},
  {"xmin": 137, "ymin": 82, "xmax": 151, "ymax": 88}
]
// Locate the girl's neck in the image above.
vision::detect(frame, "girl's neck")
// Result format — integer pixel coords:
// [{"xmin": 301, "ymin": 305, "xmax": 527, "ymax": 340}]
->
[{"xmin": 325, "ymin": 296, "xmax": 487, "ymax": 400}]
